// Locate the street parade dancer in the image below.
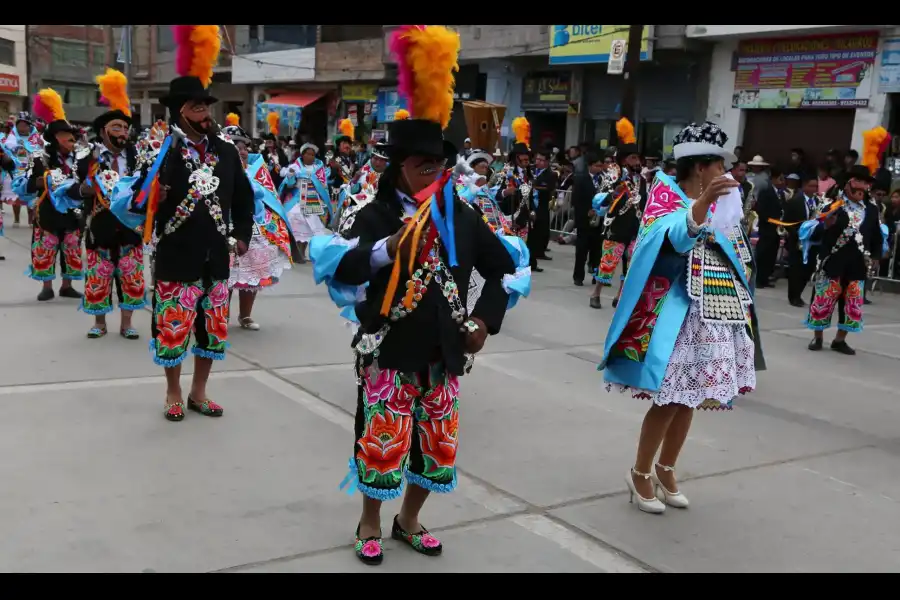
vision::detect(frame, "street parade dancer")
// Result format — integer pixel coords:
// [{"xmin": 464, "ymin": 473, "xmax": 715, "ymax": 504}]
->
[
  {"xmin": 328, "ymin": 118, "xmax": 358, "ymax": 202},
  {"xmin": 2, "ymin": 112, "xmax": 41, "ymax": 229},
  {"xmin": 457, "ymin": 149, "xmax": 513, "ymax": 237},
  {"xmin": 335, "ymin": 140, "xmax": 389, "ymax": 235},
  {"xmin": 126, "ymin": 25, "xmax": 254, "ymax": 421},
  {"xmin": 79, "ymin": 69, "xmax": 145, "ymax": 340},
  {"xmin": 280, "ymin": 137, "xmax": 332, "ymax": 262},
  {"xmin": 593, "ymin": 118, "xmax": 647, "ymax": 309},
  {"xmin": 260, "ymin": 112, "xmax": 288, "ymax": 189},
  {"xmin": 495, "ymin": 117, "xmax": 537, "ymax": 270},
  {"xmin": 599, "ymin": 121, "xmax": 764, "ymax": 514},
  {"xmin": 803, "ymin": 127, "xmax": 886, "ymax": 356},
  {"xmin": 222, "ymin": 117, "xmax": 299, "ymax": 330},
  {"xmin": 22, "ymin": 88, "xmax": 85, "ymax": 302},
  {"xmin": 309, "ymin": 24, "xmax": 529, "ymax": 565}
]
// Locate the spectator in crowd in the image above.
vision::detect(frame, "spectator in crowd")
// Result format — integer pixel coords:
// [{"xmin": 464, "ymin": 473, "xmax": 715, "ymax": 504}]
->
[
  {"xmin": 572, "ymin": 150, "xmax": 605, "ymax": 291},
  {"xmin": 785, "ymin": 172, "xmax": 801, "ymax": 196},
  {"xmin": 458, "ymin": 137, "xmax": 473, "ymax": 161},
  {"xmin": 733, "ymin": 145, "xmax": 743, "ymax": 162},
  {"xmin": 844, "ymin": 149, "xmax": 859, "ymax": 169},
  {"xmin": 730, "ymin": 159, "xmax": 753, "ymax": 214},
  {"xmin": 881, "ymin": 189, "xmax": 900, "ymax": 280},
  {"xmin": 784, "ymin": 174, "xmax": 820, "ymax": 306},
  {"xmin": 747, "ymin": 155, "xmax": 771, "ymax": 197},
  {"xmin": 567, "ymin": 146, "xmax": 581, "ymax": 162},
  {"xmin": 817, "ymin": 162, "xmax": 836, "ymax": 196},
  {"xmin": 490, "ymin": 149, "xmax": 505, "ymax": 174},
  {"xmin": 789, "ymin": 147, "xmax": 811, "ymax": 179},
  {"xmin": 755, "ymin": 167, "xmax": 787, "ymax": 288}
]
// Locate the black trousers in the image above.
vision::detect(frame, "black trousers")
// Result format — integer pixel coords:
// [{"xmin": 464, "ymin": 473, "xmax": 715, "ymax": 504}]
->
[
  {"xmin": 787, "ymin": 245, "xmax": 814, "ymax": 301},
  {"xmin": 528, "ymin": 215, "xmax": 550, "ymax": 259},
  {"xmin": 756, "ymin": 232, "xmax": 779, "ymax": 286},
  {"xmin": 573, "ymin": 224, "xmax": 603, "ymax": 283}
]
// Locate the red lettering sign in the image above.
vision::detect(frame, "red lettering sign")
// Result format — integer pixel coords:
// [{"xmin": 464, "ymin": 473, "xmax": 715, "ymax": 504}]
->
[{"xmin": 0, "ymin": 73, "xmax": 20, "ymax": 94}]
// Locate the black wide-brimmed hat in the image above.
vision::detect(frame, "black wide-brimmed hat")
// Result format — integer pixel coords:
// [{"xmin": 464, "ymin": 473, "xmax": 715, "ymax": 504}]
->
[
  {"xmin": 846, "ymin": 164, "xmax": 874, "ymax": 183},
  {"xmin": 617, "ymin": 143, "xmax": 641, "ymax": 162},
  {"xmin": 43, "ymin": 119, "xmax": 77, "ymax": 143},
  {"xmin": 92, "ymin": 109, "xmax": 133, "ymax": 134},
  {"xmin": 160, "ymin": 76, "xmax": 218, "ymax": 110},
  {"xmin": 510, "ymin": 142, "xmax": 530, "ymax": 157},
  {"xmin": 386, "ymin": 119, "xmax": 445, "ymax": 159}
]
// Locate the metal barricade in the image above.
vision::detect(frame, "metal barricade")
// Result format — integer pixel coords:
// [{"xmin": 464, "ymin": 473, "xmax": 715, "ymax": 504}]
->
[{"xmin": 550, "ymin": 188, "xmax": 577, "ymax": 242}]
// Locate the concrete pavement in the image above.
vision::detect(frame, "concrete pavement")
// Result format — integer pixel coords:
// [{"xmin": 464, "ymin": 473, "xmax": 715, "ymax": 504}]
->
[{"xmin": 1, "ymin": 221, "xmax": 899, "ymax": 572}]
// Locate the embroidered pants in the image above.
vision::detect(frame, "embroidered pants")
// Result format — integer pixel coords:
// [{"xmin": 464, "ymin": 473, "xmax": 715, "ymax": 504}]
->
[
  {"xmin": 29, "ymin": 227, "xmax": 83, "ymax": 281},
  {"xmin": 150, "ymin": 276, "xmax": 230, "ymax": 367},
  {"xmin": 352, "ymin": 362, "xmax": 460, "ymax": 501},
  {"xmin": 82, "ymin": 245, "xmax": 146, "ymax": 315},
  {"xmin": 594, "ymin": 239, "xmax": 634, "ymax": 286},
  {"xmin": 805, "ymin": 276, "xmax": 864, "ymax": 333}
]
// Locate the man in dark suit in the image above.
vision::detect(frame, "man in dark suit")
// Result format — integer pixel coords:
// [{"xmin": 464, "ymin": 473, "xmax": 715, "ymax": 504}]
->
[
  {"xmin": 783, "ymin": 174, "xmax": 819, "ymax": 306},
  {"xmin": 572, "ymin": 151, "xmax": 605, "ymax": 295},
  {"xmin": 755, "ymin": 167, "xmax": 787, "ymax": 288},
  {"xmin": 529, "ymin": 146, "xmax": 557, "ymax": 264}
]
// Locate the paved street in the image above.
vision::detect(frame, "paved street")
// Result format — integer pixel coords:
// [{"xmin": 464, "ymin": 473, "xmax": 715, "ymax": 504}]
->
[{"xmin": 1, "ymin": 221, "xmax": 900, "ymax": 573}]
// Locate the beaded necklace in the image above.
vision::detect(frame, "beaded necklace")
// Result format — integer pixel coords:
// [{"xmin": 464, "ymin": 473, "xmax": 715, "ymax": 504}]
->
[{"xmin": 163, "ymin": 142, "xmax": 231, "ymax": 238}]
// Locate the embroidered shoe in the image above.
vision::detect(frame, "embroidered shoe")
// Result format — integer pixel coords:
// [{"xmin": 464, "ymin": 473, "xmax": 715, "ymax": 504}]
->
[
  {"xmin": 355, "ymin": 525, "xmax": 384, "ymax": 566},
  {"xmin": 391, "ymin": 515, "xmax": 443, "ymax": 556},
  {"xmin": 187, "ymin": 395, "xmax": 224, "ymax": 417},
  {"xmin": 165, "ymin": 402, "xmax": 185, "ymax": 422}
]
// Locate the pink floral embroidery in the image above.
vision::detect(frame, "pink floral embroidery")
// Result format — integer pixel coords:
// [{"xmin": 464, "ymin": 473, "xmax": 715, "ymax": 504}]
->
[
  {"xmin": 96, "ymin": 258, "xmax": 115, "ymax": 279},
  {"xmin": 843, "ymin": 281, "xmax": 863, "ymax": 323},
  {"xmin": 63, "ymin": 232, "xmax": 80, "ymax": 248},
  {"xmin": 86, "ymin": 249, "xmax": 100, "ymax": 271},
  {"xmin": 420, "ymin": 534, "xmax": 441, "ymax": 549},
  {"xmin": 361, "ymin": 540, "xmax": 381, "ymax": 557},
  {"xmin": 386, "ymin": 383, "xmax": 418, "ymax": 416},
  {"xmin": 365, "ymin": 367, "xmax": 397, "ymax": 406},
  {"xmin": 155, "ymin": 281, "xmax": 182, "ymax": 302},
  {"xmin": 207, "ymin": 281, "xmax": 230, "ymax": 307},
  {"xmin": 118, "ymin": 255, "xmax": 137, "ymax": 276},
  {"xmin": 420, "ymin": 382, "xmax": 455, "ymax": 420},
  {"xmin": 612, "ymin": 275, "xmax": 671, "ymax": 362},
  {"xmin": 178, "ymin": 284, "xmax": 203, "ymax": 310},
  {"xmin": 42, "ymin": 232, "xmax": 59, "ymax": 249}
]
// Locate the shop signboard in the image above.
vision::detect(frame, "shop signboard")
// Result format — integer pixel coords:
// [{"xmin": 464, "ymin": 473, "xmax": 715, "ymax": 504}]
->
[
  {"xmin": 375, "ymin": 88, "xmax": 408, "ymax": 122},
  {"xmin": 731, "ymin": 31, "xmax": 879, "ymax": 109},
  {"xmin": 549, "ymin": 25, "xmax": 651, "ymax": 65},
  {"xmin": 521, "ymin": 72, "xmax": 571, "ymax": 110},
  {"xmin": 878, "ymin": 37, "xmax": 900, "ymax": 93}
]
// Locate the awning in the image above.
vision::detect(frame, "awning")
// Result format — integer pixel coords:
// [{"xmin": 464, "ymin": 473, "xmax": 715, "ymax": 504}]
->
[
  {"xmin": 256, "ymin": 91, "xmax": 328, "ymax": 131},
  {"xmin": 267, "ymin": 91, "xmax": 327, "ymax": 107}
]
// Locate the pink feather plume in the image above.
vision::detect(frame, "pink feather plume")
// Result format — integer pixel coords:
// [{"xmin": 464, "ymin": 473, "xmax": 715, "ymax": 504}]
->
[
  {"xmin": 389, "ymin": 25, "xmax": 424, "ymax": 117},
  {"xmin": 32, "ymin": 98, "xmax": 53, "ymax": 124},
  {"xmin": 173, "ymin": 25, "xmax": 194, "ymax": 77}
]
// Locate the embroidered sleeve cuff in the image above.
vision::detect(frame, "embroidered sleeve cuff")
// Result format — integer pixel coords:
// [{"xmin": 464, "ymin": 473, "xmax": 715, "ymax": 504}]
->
[
  {"xmin": 370, "ymin": 237, "xmax": 394, "ymax": 271},
  {"xmin": 687, "ymin": 201, "xmax": 706, "ymax": 237}
]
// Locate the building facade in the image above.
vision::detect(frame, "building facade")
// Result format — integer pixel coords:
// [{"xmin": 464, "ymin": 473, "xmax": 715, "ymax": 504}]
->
[
  {"xmin": 691, "ymin": 24, "xmax": 895, "ymax": 167},
  {"xmin": 0, "ymin": 25, "xmax": 27, "ymax": 117},
  {"xmin": 27, "ymin": 25, "xmax": 112, "ymax": 124}
]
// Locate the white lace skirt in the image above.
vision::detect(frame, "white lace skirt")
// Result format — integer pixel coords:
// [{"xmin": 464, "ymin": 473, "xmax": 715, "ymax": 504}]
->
[
  {"xmin": 228, "ymin": 227, "xmax": 292, "ymax": 291},
  {"xmin": 1, "ymin": 172, "xmax": 17, "ymax": 203},
  {"xmin": 609, "ymin": 300, "xmax": 756, "ymax": 410},
  {"xmin": 288, "ymin": 204, "xmax": 329, "ymax": 242}
]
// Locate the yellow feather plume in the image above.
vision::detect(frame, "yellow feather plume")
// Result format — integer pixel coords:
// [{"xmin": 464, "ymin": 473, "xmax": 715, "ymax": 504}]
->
[
  {"xmin": 338, "ymin": 118, "xmax": 355, "ymax": 140},
  {"xmin": 95, "ymin": 68, "xmax": 131, "ymax": 117},
  {"xmin": 36, "ymin": 88, "xmax": 66, "ymax": 122},
  {"xmin": 394, "ymin": 25, "xmax": 459, "ymax": 130},
  {"xmin": 616, "ymin": 118, "xmax": 636, "ymax": 145},
  {"xmin": 225, "ymin": 113, "xmax": 240, "ymax": 127},
  {"xmin": 393, "ymin": 109, "xmax": 410, "ymax": 121},
  {"xmin": 512, "ymin": 116, "xmax": 530, "ymax": 147},
  {"xmin": 189, "ymin": 25, "xmax": 221, "ymax": 88},
  {"xmin": 267, "ymin": 112, "xmax": 280, "ymax": 136},
  {"xmin": 861, "ymin": 126, "xmax": 890, "ymax": 176}
]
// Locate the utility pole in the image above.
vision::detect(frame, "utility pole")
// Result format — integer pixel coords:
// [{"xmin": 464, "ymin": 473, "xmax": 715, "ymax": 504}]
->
[{"xmin": 618, "ymin": 24, "xmax": 644, "ymax": 129}]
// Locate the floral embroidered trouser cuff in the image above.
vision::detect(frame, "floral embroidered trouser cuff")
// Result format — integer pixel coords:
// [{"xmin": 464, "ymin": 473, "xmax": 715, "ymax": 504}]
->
[
  {"xmin": 594, "ymin": 239, "xmax": 628, "ymax": 286},
  {"xmin": 352, "ymin": 362, "xmax": 460, "ymax": 501},
  {"xmin": 805, "ymin": 277, "xmax": 863, "ymax": 332},
  {"xmin": 30, "ymin": 227, "xmax": 83, "ymax": 281},
  {"xmin": 82, "ymin": 245, "xmax": 146, "ymax": 315},
  {"xmin": 150, "ymin": 278, "xmax": 230, "ymax": 367}
]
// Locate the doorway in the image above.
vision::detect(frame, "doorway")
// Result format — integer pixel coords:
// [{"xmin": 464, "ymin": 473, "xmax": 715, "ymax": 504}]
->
[{"xmin": 742, "ymin": 109, "xmax": 855, "ymax": 169}]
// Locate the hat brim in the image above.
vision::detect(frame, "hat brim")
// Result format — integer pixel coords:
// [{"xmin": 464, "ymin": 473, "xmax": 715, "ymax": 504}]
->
[
  {"xmin": 674, "ymin": 141, "xmax": 736, "ymax": 167},
  {"xmin": 746, "ymin": 161, "xmax": 769, "ymax": 167},
  {"xmin": 467, "ymin": 152, "xmax": 492, "ymax": 166}
]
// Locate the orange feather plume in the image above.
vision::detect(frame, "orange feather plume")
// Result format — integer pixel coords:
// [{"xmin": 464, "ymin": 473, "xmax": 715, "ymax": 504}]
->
[
  {"xmin": 225, "ymin": 113, "xmax": 240, "ymax": 127},
  {"xmin": 173, "ymin": 25, "xmax": 221, "ymax": 88},
  {"xmin": 393, "ymin": 108, "xmax": 410, "ymax": 121},
  {"xmin": 95, "ymin": 68, "xmax": 131, "ymax": 117},
  {"xmin": 862, "ymin": 126, "xmax": 891, "ymax": 176},
  {"xmin": 512, "ymin": 116, "xmax": 530, "ymax": 147},
  {"xmin": 33, "ymin": 88, "xmax": 66, "ymax": 123},
  {"xmin": 616, "ymin": 118, "xmax": 636, "ymax": 145},
  {"xmin": 389, "ymin": 25, "xmax": 460, "ymax": 130},
  {"xmin": 338, "ymin": 118, "xmax": 355, "ymax": 140},
  {"xmin": 267, "ymin": 112, "xmax": 280, "ymax": 136}
]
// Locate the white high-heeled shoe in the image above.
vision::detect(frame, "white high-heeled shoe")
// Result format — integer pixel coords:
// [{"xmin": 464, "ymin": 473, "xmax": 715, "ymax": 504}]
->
[
  {"xmin": 651, "ymin": 463, "xmax": 690, "ymax": 509},
  {"xmin": 625, "ymin": 468, "xmax": 666, "ymax": 514}
]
